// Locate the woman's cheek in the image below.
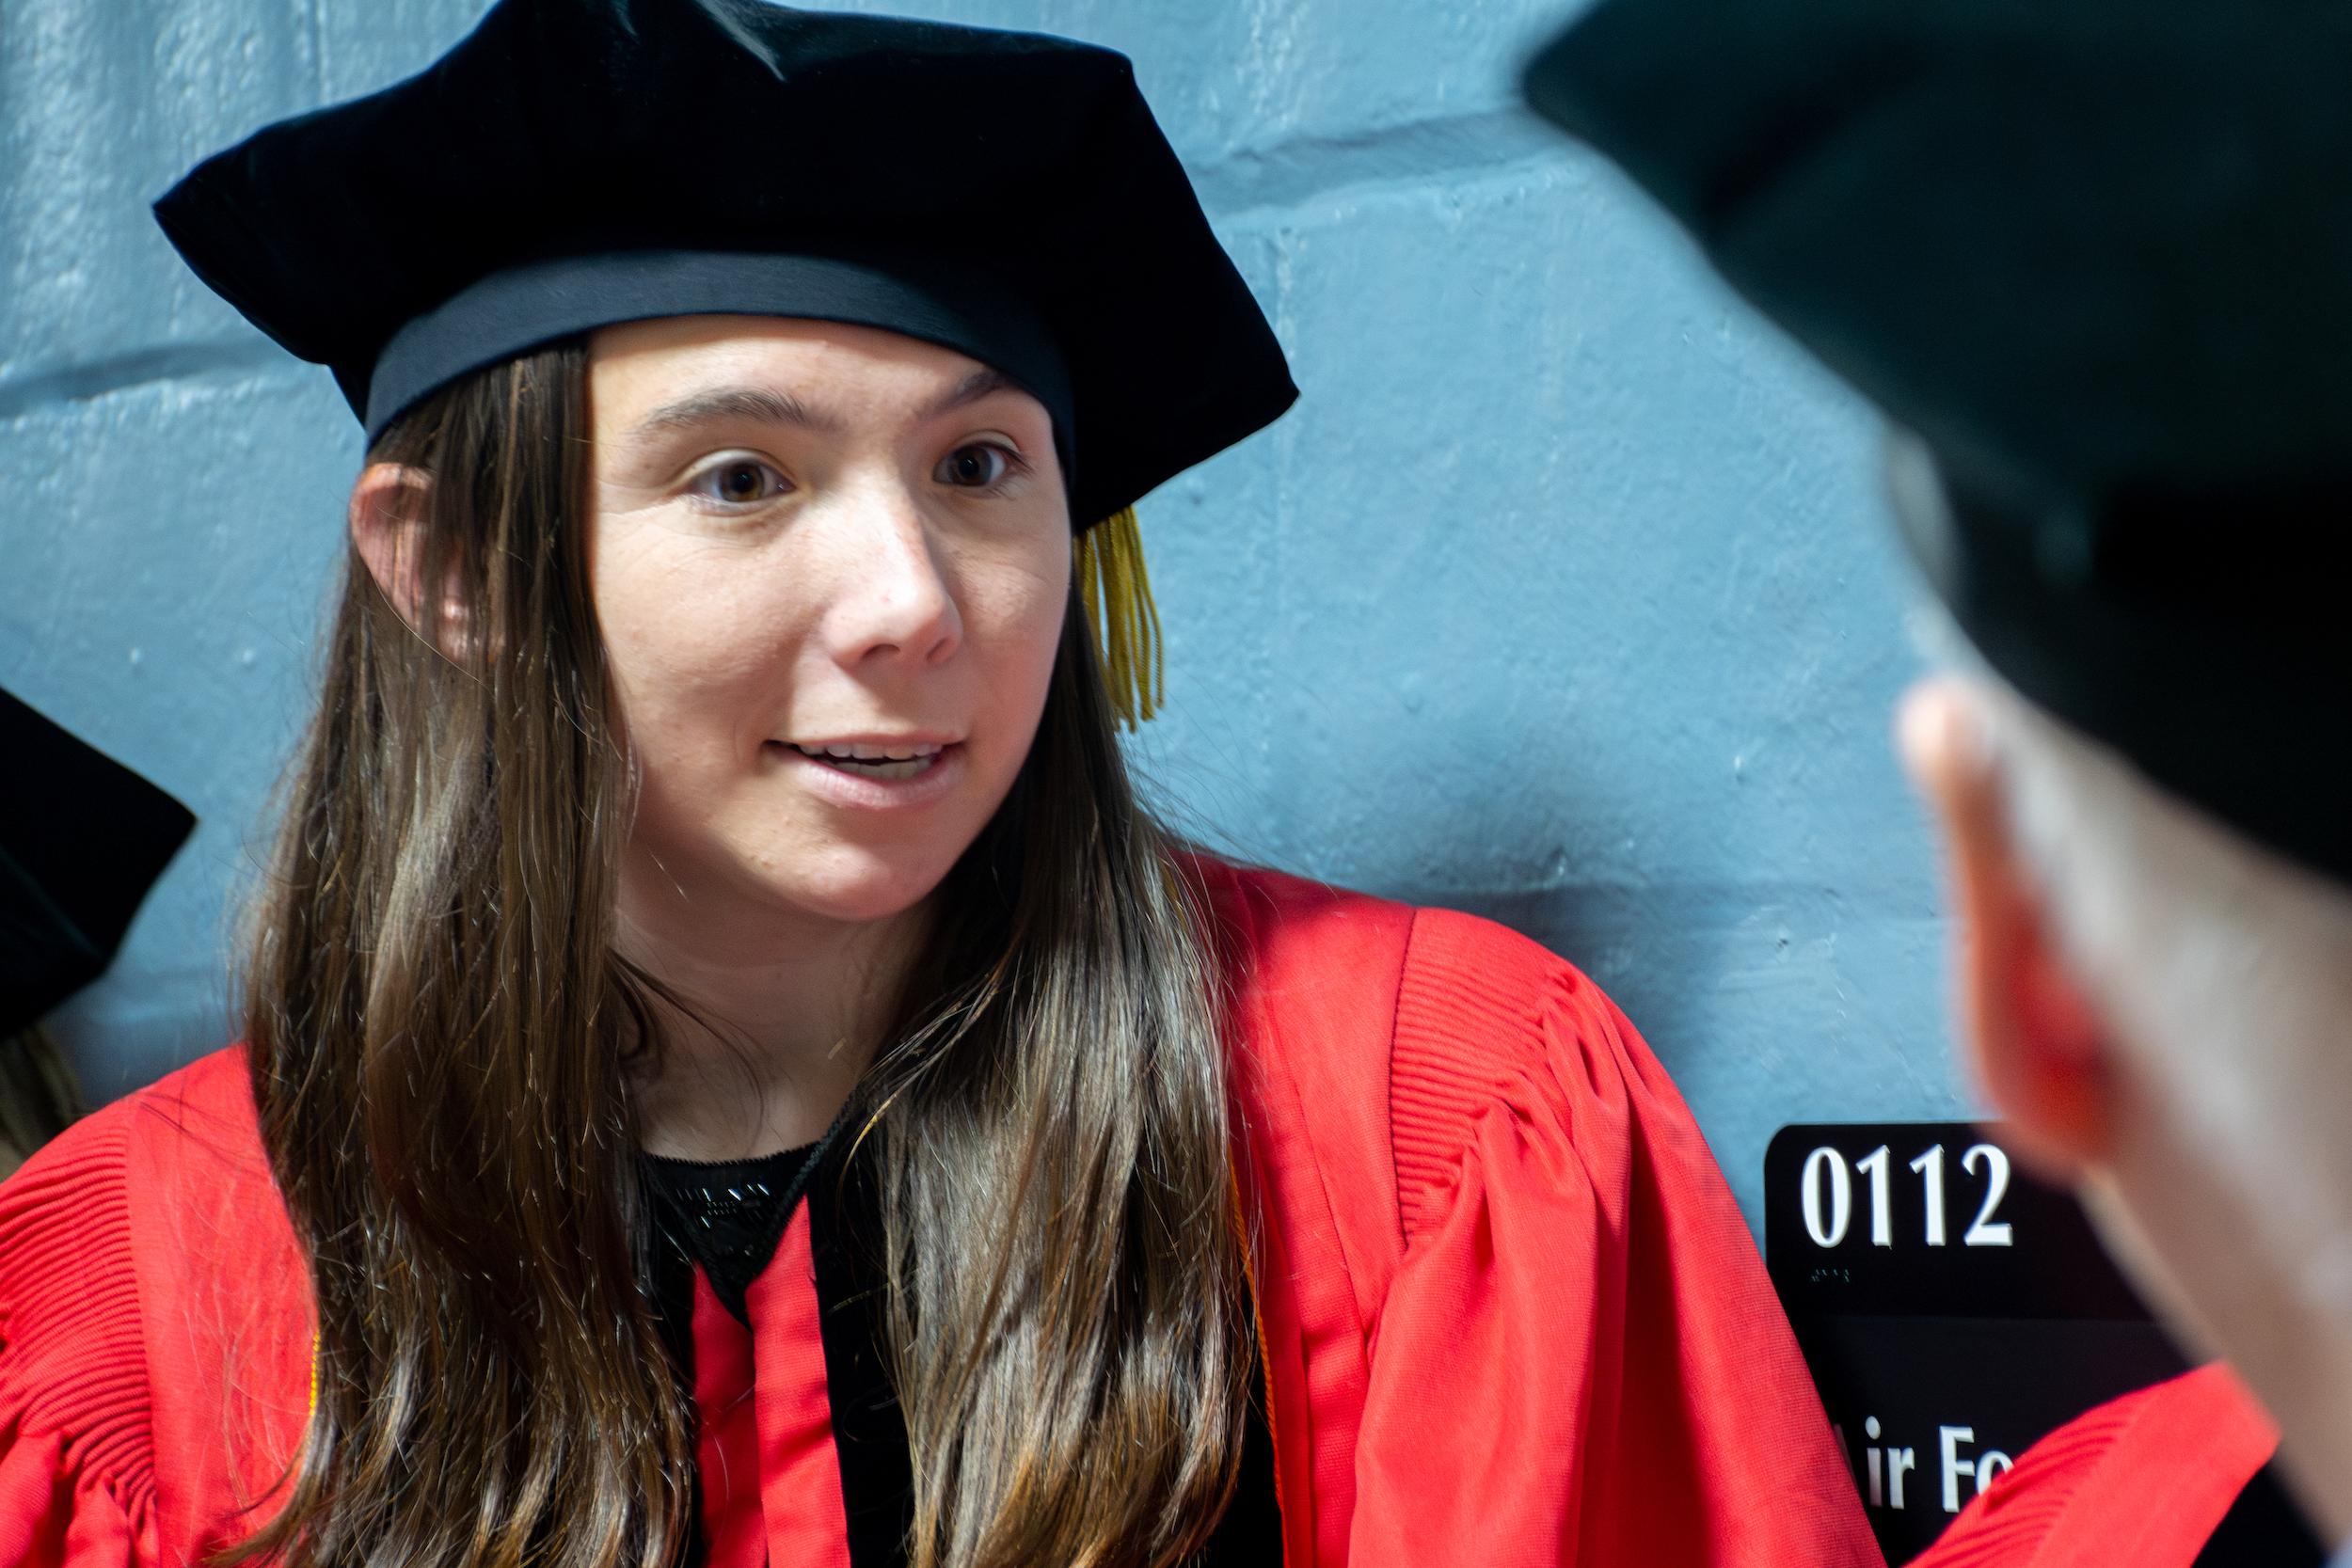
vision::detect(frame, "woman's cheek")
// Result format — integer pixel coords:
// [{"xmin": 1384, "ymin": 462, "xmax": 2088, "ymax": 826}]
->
[
  {"xmin": 993, "ymin": 563, "xmax": 1070, "ymax": 711},
  {"xmin": 600, "ymin": 587, "xmax": 787, "ymax": 785},
  {"xmin": 600, "ymin": 531, "xmax": 775, "ymax": 686},
  {"xmin": 992, "ymin": 539, "xmax": 1072, "ymax": 656}
]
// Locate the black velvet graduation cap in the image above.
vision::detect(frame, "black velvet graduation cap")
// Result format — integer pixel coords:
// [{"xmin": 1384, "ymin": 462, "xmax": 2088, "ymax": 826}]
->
[
  {"xmin": 151, "ymin": 0, "xmax": 1296, "ymax": 536},
  {"xmin": 1524, "ymin": 0, "xmax": 2352, "ymax": 886},
  {"xmin": 0, "ymin": 689, "xmax": 196, "ymax": 1037}
]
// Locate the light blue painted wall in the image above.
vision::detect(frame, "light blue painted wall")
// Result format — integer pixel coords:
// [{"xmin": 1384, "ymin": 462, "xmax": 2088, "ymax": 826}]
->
[{"xmin": 0, "ymin": 0, "xmax": 1974, "ymax": 1232}]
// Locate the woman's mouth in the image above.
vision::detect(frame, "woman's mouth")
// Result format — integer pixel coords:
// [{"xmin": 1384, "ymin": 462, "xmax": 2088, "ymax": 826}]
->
[
  {"xmin": 763, "ymin": 736, "xmax": 966, "ymax": 809},
  {"xmin": 780, "ymin": 739, "xmax": 946, "ymax": 782}
]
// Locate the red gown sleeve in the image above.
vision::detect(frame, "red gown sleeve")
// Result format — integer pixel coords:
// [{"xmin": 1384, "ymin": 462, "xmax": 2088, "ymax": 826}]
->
[
  {"xmin": 1903, "ymin": 1363, "xmax": 2277, "ymax": 1568},
  {"xmin": 0, "ymin": 1105, "xmax": 158, "ymax": 1568},
  {"xmin": 1348, "ymin": 911, "xmax": 1881, "ymax": 1567}
]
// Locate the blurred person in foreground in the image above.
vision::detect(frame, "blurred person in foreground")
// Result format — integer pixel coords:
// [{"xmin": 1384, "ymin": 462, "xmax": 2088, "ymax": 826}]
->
[{"xmin": 1526, "ymin": 0, "xmax": 2352, "ymax": 1560}]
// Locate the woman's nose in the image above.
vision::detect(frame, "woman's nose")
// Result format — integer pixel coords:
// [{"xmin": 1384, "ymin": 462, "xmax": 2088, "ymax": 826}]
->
[{"xmin": 820, "ymin": 489, "xmax": 963, "ymax": 671}]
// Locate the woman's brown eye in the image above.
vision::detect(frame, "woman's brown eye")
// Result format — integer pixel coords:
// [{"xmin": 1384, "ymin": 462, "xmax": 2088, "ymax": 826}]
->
[
  {"xmin": 693, "ymin": 459, "xmax": 788, "ymax": 505},
  {"xmin": 938, "ymin": 444, "xmax": 1010, "ymax": 488}
]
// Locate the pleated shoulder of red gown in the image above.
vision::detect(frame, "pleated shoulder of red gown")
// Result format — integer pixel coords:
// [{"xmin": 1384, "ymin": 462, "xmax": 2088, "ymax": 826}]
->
[
  {"xmin": 0, "ymin": 1072, "xmax": 162, "ymax": 1562},
  {"xmin": 1190, "ymin": 856, "xmax": 1882, "ymax": 1566},
  {"xmin": 1188, "ymin": 853, "xmax": 1719, "ymax": 1246},
  {"xmin": 0, "ymin": 1045, "xmax": 294, "ymax": 1568}
]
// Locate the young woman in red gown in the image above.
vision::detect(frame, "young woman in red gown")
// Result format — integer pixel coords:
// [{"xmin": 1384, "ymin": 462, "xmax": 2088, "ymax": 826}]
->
[{"xmin": 0, "ymin": 3, "xmax": 1875, "ymax": 1565}]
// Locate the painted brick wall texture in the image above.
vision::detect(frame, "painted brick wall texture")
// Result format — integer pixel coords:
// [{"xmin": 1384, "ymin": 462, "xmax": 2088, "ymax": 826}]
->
[{"xmin": 0, "ymin": 0, "xmax": 1976, "ymax": 1234}]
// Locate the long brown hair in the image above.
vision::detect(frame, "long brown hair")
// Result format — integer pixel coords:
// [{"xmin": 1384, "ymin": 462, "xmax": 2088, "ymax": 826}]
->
[{"xmin": 235, "ymin": 343, "xmax": 1251, "ymax": 1568}]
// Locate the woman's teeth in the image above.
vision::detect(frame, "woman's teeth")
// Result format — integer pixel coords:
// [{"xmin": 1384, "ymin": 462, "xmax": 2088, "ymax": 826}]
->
[{"xmin": 788, "ymin": 741, "xmax": 944, "ymax": 780}]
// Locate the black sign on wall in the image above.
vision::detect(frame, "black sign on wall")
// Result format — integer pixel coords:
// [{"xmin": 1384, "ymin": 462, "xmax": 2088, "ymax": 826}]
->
[{"xmin": 1765, "ymin": 1122, "xmax": 2321, "ymax": 1566}]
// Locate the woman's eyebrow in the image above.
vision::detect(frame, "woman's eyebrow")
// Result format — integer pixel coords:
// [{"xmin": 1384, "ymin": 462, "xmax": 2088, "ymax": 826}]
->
[
  {"xmin": 921, "ymin": 367, "xmax": 1020, "ymax": 421},
  {"xmin": 625, "ymin": 386, "xmax": 845, "ymax": 443},
  {"xmin": 623, "ymin": 371, "xmax": 1021, "ymax": 446}
]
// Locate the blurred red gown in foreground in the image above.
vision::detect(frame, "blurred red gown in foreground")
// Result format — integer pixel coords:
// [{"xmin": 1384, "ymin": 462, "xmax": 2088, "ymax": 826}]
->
[{"xmin": 1907, "ymin": 1362, "xmax": 2282, "ymax": 1568}]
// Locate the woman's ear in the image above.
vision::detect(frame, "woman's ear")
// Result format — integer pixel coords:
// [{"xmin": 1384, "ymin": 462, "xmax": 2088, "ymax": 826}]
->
[
  {"xmin": 349, "ymin": 462, "xmax": 470, "ymax": 656},
  {"xmin": 1899, "ymin": 677, "xmax": 2115, "ymax": 1181}
]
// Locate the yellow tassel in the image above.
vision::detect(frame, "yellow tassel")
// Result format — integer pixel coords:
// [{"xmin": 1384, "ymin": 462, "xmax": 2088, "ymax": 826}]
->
[{"xmin": 1074, "ymin": 505, "xmax": 1165, "ymax": 729}]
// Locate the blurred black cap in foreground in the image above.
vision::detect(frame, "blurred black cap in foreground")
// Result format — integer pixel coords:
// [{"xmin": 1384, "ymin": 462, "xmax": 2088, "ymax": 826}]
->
[{"xmin": 1524, "ymin": 0, "xmax": 2352, "ymax": 885}]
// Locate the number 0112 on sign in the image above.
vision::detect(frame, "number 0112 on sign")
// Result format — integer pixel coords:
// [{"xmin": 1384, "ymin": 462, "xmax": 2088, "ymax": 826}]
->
[
  {"xmin": 1795, "ymin": 1138, "xmax": 2012, "ymax": 1252},
  {"xmin": 1760, "ymin": 1123, "xmax": 2322, "ymax": 1564},
  {"xmin": 1764, "ymin": 1121, "xmax": 2141, "ymax": 1319}
]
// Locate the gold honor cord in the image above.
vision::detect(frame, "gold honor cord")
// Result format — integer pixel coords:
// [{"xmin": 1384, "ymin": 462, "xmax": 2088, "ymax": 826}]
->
[{"xmin": 1075, "ymin": 506, "xmax": 1165, "ymax": 729}]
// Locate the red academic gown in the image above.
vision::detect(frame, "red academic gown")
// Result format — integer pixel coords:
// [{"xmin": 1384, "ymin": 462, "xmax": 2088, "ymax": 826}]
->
[
  {"xmin": 0, "ymin": 863, "xmax": 1878, "ymax": 1567},
  {"xmin": 1905, "ymin": 1363, "xmax": 2282, "ymax": 1568}
]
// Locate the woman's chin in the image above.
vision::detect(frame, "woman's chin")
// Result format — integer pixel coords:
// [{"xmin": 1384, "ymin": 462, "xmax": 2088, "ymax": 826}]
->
[
  {"xmin": 627, "ymin": 827, "xmax": 969, "ymax": 937},
  {"xmin": 752, "ymin": 850, "xmax": 954, "ymax": 930}
]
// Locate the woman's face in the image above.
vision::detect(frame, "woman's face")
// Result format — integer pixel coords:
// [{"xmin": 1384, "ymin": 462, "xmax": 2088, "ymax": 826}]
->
[{"xmin": 586, "ymin": 315, "xmax": 1070, "ymax": 935}]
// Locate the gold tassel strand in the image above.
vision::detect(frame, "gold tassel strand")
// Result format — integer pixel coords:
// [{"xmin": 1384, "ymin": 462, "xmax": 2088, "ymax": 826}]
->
[{"xmin": 1074, "ymin": 505, "xmax": 1165, "ymax": 729}]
